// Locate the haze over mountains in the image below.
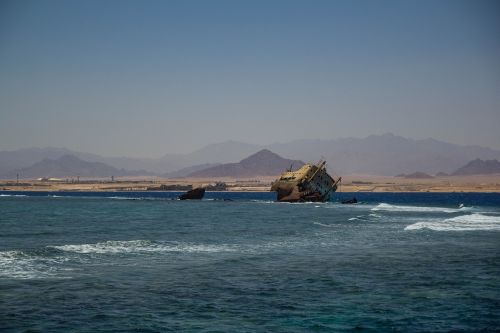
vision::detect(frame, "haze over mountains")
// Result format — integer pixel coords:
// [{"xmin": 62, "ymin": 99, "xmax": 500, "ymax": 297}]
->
[
  {"xmin": 2, "ymin": 134, "xmax": 500, "ymax": 178},
  {"xmin": 2, "ymin": 155, "xmax": 151, "ymax": 179},
  {"xmin": 187, "ymin": 150, "xmax": 304, "ymax": 178},
  {"xmin": 451, "ymin": 159, "xmax": 500, "ymax": 176}
]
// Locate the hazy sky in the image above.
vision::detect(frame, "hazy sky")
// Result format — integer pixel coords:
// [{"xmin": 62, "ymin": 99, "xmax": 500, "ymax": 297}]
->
[{"xmin": 1, "ymin": 0, "xmax": 499, "ymax": 157}]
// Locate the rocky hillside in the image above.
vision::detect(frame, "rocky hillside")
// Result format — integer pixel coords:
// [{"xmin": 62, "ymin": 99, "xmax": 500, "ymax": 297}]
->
[
  {"xmin": 187, "ymin": 150, "xmax": 304, "ymax": 178},
  {"xmin": 3, "ymin": 155, "xmax": 150, "ymax": 179},
  {"xmin": 3, "ymin": 134, "xmax": 500, "ymax": 176},
  {"xmin": 451, "ymin": 159, "xmax": 500, "ymax": 176}
]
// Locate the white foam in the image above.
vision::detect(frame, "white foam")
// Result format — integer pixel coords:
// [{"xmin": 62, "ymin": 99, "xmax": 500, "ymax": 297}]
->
[
  {"xmin": 278, "ymin": 201, "xmax": 328, "ymax": 205},
  {"xmin": 107, "ymin": 196, "xmax": 139, "ymax": 200},
  {"xmin": 51, "ymin": 240, "xmax": 237, "ymax": 254},
  {"xmin": 405, "ymin": 213, "xmax": 500, "ymax": 231},
  {"xmin": 0, "ymin": 250, "xmax": 70, "ymax": 279},
  {"xmin": 251, "ymin": 239, "xmax": 313, "ymax": 251},
  {"xmin": 348, "ymin": 217, "xmax": 358, "ymax": 221},
  {"xmin": 0, "ymin": 194, "xmax": 27, "ymax": 197},
  {"xmin": 313, "ymin": 222, "xmax": 335, "ymax": 227},
  {"xmin": 54, "ymin": 239, "xmax": 319, "ymax": 255},
  {"xmin": 252, "ymin": 200, "xmax": 275, "ymax": 204},
  {"xmin": 372, "ymin": 203, "xmax": 470, "ymax": 213}
]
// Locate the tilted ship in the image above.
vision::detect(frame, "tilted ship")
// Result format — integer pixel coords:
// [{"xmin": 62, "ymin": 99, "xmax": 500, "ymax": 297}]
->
[{"xmin": 271, "ymin": 160, "xmax": 341, "ymax": 202}]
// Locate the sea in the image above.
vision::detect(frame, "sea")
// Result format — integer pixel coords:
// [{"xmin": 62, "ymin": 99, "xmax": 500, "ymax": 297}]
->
[{"xmin": 1, "ymin": 191, "xmax": 499, "ymax": 332}]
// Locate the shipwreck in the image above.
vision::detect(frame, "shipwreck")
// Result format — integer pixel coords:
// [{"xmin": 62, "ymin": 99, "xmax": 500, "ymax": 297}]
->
[
  {"xmin": 271, "ymin": 160, "xmax": 341, "ymax": 202},
  {"xmin": 179, "ymin": 187, "xmax": 206, "ymax": 200}
]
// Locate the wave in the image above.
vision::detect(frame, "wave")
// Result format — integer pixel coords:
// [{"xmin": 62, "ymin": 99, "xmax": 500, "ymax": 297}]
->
[
  {"xmin": 51, "ymin": 239, "xmax": 318, "ymax": 256},
  {"xmin": 346, "ymin": 214, "xmax": 379, "ymax": 221},
  {"xmin": 1, "ymin": 237, "xmax": 351, "ymax": 280},
  {"xmin": 51, "ymin": 240, "xmax": 237, "ymax": 254},
  {"xmin": 313, "ymin": 222, "xmax": 335, "ymax": 227},
  {"xmin": 405, "ymin": 213, "xmax": 500, "ymax": 231},
  {"xmin": 1, "ymin": 240, "xmax": 238, "ymax": 279},
  {"xmin": 107, "ymin": 196, "xmax": 143, "ymax": 200},
  {"xmin": 0, "ymin": 250, "xmax": 70, "ymax": 279},
  {"xmin": 0, "ymin": 194, "xmax": 27, "ymax": 197},
  {"xmin": 251, "ymin": 200, "xmax": 275, "ymax": 204},
  {"xmin": 371, "ymin": 203, "xmax": 470, "ymax": 213}
]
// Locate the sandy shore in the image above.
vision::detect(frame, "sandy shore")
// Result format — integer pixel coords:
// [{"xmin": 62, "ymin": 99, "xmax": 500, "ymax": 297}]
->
[{"xmin": 1, "ymin": 174, "xmax": 500, "ymax": 192}]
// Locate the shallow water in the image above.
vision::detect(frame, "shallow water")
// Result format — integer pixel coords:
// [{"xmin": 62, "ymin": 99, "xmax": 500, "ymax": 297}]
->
[{"xmin": 1, "ymin": 192, "xmax": 499, "ymax": 332}]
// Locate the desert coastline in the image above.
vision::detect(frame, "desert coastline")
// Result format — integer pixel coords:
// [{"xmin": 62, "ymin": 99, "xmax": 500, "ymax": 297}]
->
[
  {"xmin": 2, "ymin": 174, "xmax": 500, "ymax": 193},
  {"xmin": 3, "ymin": 145, "xmax": 500, "ymax": 194}
]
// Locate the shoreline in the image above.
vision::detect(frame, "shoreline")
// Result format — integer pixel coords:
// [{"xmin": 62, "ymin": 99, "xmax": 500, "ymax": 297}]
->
[
  {"xmin": 1, "ymin": 190, "xmax": 500, "ymax": 194},
  {"xmin": 2, "ymin": 174, "xmax": 500, "ymax": 193}
]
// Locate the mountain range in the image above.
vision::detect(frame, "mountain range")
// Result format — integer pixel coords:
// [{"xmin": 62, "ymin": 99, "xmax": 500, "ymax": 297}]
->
[
  {"xmin": 187, "ymin": 149, "xmax": 304, "ymax": 178},
  {"xmin": 2, "ymin": 134, "xmax": 500, "ymax": 178},
  {"xmin": 2, "ymin": 155, "xmax": 151, "ymax": 179},
  {"xmin": 451, "ymin": 159, "xmax": 500, "ymax": 176}
]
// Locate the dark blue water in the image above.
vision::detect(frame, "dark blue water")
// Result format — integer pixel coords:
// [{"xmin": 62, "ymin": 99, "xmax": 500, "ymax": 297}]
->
[{"xmin": 1, "ymin": 192, "xmax": 499, "ymax": 332}]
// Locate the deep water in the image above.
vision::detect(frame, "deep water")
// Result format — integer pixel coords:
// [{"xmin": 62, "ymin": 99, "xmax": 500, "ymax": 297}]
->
[{"xmin": 1, "ymin": 191, "xmax": 499, "ymax": 332}]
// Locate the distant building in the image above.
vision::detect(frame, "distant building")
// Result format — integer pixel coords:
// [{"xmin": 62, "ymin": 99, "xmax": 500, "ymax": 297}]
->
[
  {"xmin": 206, "ymin": 182, "xmax": 227, "ymax": 191},
  {"xmin": 37, "ymin": 177, "xmax": 64, "ymax": 182}
]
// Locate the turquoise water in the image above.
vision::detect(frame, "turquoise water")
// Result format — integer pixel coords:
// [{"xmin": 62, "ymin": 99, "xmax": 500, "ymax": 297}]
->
[{"xmin": 1, "ymin": 192, "xmax": 499, "ymax": 332}]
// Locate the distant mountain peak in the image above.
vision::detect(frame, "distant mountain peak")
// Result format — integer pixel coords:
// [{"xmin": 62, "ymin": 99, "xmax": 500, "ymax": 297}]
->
[
  {"xmin": 2, "ymin": 154, "xmax": 151, "ymax": 179},
  {"xmin": 190, "ymin": 140, "xmax": 261, "ymax": 154},
  {"xmin": 240, "ymin": 149, "xmax": 279, "ymax": 161},
  {"xmin": 187, "ymin": 150, "xmax": 304, "ymax": 178},
  {"xmin": 3, "ymin": 135, "xmax": 500, "ymax": 177},
  {"xmin": 252, "ymin": 148, "xmax": 274, "ymax": 155},
  {"xmin": 452, "ymin": 158, "xmax": 500, "ymax": 176}
]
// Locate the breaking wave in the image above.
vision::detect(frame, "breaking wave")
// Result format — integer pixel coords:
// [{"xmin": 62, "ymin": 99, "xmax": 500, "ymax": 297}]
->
[
  {"xmin": 51, "ymin": 239, "xmax": 319, "ymax": 256},
  {"xmin": 0, "ymin": 250, "xmax": 70, "ymax": 279},
  {"xmin": 405, "ymin": 213, "xmax": 500, "ymax": 231},
  {"xmin": 51, "ymin": 240, "xmax": 237, "ymax": 254},
  {"xmin": 2, "ymin": 239, "xmax": 315, "ymax": 279},
  {"xmin": 313, "ymin": 222, "xmax": 335, "ymax": 227},
  {"xmin": 106, "ymin": 196, "xmax": 145, "ymax": 200},
  {"xmin": 347, "ymin": 214, "xmax": 379, "ymax": 221},
  {"xmin": 251, "ymin": 200, "xmax": 275, "ymax": 204},
  {"xmin": 372, "ymin": 203, "xmax": 470, "ymax": 213}
]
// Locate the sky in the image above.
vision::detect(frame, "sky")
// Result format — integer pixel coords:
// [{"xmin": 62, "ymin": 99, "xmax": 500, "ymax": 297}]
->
[{"xmin": 0, "ymin": 0, "xmax": 499, "ymax": 157}]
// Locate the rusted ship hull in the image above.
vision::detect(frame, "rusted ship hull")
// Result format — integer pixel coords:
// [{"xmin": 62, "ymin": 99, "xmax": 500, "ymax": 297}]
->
[{"xmin": 271, "ymin": 161, "xmax": 341, "ymax": 202}]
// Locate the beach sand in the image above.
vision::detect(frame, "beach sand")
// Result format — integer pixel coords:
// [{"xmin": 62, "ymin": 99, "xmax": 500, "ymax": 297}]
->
[{"xmin": 1, "ymin": 174, "xmax": 500, "ymax": 192}]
